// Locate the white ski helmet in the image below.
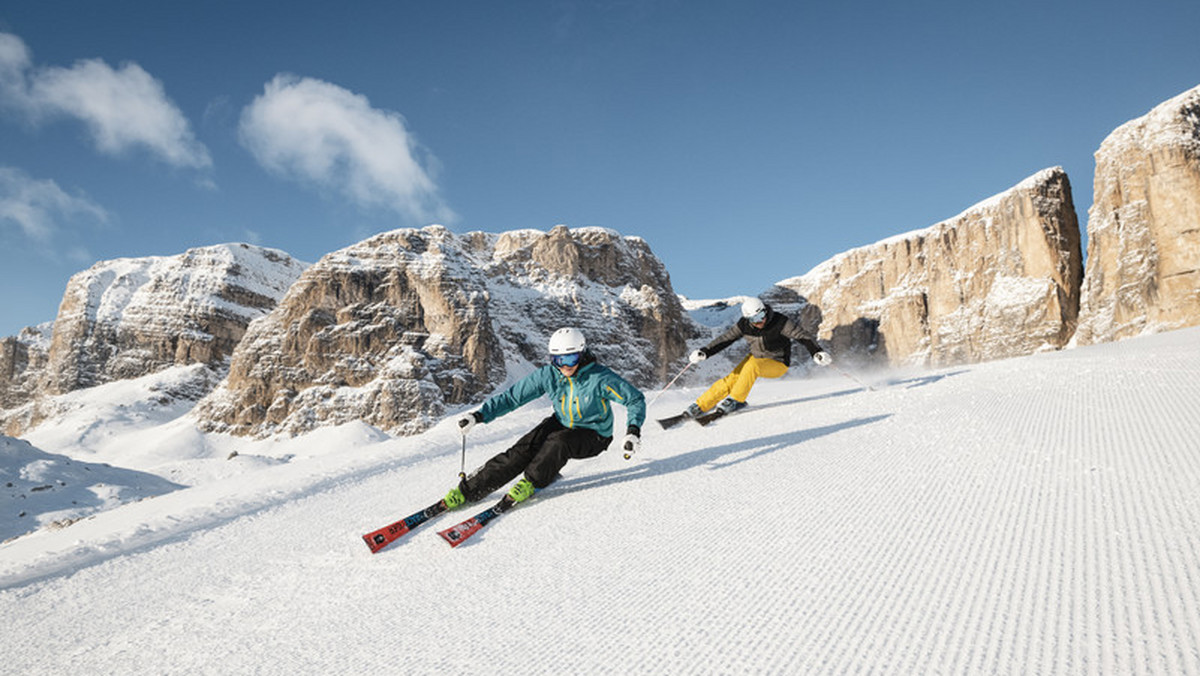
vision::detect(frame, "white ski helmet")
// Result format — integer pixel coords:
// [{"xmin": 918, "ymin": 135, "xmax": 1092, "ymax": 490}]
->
[
  {"xmin": 548, "ymin": 327, "xmax": 587, "ymax": 355},
  {"xmin": 741, "ymin": 297, "xmax": 767, "ymax": 322}
]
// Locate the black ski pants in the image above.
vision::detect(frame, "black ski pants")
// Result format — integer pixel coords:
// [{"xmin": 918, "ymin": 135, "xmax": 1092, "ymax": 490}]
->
[{"xmin": 460, "ymin": 415, "xmax": 611, "ymax": 501}]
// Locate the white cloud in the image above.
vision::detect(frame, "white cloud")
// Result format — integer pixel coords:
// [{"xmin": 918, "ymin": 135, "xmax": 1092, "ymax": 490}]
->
[
  {"xmin": 0, "ymin": 33, "xmax": 32, "ymax": 94},
  {"xmin": 239, "ymin": 74, "xmax": 455, "ymax": 225},
  {"xmin": 0, "ymin": 32, "xmax": 211, "ymax": 170},
  {"xmin": 0, "ymin": 166, "xmax": 109, "ymax": 242}
]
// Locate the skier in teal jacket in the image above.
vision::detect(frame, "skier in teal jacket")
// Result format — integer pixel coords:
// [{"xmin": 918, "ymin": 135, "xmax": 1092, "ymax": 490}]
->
[{"xmin": 446, "ymin": 327, "xmax": 646, "ymax": 507}]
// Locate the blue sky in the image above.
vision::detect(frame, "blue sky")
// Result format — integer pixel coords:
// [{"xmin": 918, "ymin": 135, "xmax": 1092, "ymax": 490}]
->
[{"xmin": 1, "ymin": 1, "xmax": 1198, "ymax": 338}]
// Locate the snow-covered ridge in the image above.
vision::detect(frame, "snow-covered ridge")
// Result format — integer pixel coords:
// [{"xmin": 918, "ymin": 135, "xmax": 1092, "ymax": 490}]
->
[
  {"xmin": 787, "ymin": 166, "xmax": 1067, "ymax": 285},
  {"xmin": 1096, "ymin": 83, "xmax": 1200, "ymax": 162},
  {"xmin": 11, "ymin": 323, "xmax": 52, "ymax": 351},
  {"xmin": 1, "ymin": 243, "xmax": 310, "ymax": 440},
  {"xmin": 64, "ymin": 242, "xmax": 308, "ymax": 327},
  {"xmin": 42, "ymin": 243, "xmax": 307, "ymax": 394}
]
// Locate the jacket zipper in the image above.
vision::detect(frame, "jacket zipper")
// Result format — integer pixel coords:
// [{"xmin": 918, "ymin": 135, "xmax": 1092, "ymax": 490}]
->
[{"xmin": 563, "ymin": 375, "xmax": 576, "ymax": 427}]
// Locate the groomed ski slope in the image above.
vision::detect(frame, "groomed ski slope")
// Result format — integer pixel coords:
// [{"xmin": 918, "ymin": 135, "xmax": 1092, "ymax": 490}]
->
[{"xmin": 3, "ymin": 327, "xmax": 1200, "ymax": 674}]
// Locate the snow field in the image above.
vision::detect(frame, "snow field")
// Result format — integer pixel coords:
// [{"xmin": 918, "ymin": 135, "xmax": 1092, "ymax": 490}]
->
[{"xmin": 1, "ymin": 328, "xmax": 1199, "ymax": 674}]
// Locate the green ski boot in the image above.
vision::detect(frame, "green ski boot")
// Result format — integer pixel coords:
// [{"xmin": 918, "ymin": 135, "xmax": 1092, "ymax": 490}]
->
[
  {"xmin": 443, "ymin": 486, "xmax": 466, "ymax": 510},
  {"xmin": 507, "ymin": 478, "xmax": 536, "ymax": 504}
]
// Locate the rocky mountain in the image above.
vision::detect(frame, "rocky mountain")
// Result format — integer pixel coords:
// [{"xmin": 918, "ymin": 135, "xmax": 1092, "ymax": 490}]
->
[
  {"xmin": 1074, "ymin": 84, "xmax": 1200, "ymax": 345},
  {"xmin": 774, "ymin": 167, "xmax": 1082, "ymax": 367},
  {"xmin": 190, "ymin": 225, "xmax": 701, "ymax": 438},
  {"xmin": 0, "ymin": 324, "xmax": 51, "ymax": 412},
  {"xmin": 1, "ymin": 244, "xmax": 307, "ymax": 436},
  {"xmin": 6, "ymin": 84, "xmax": 1200, "ymax": 444}
]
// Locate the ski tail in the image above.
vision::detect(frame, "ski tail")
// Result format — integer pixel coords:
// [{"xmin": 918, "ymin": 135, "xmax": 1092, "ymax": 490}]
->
[
  {"xmin": 438, "ymin": 496, "xmax": 517, "ymax": 547},
  {"xmin": 657, "ymin": 413, "xmax": 688, "ymax": 430},
  {"xmin": 362, "ymin": 499, "xmax": 449, "ymax": 553}
]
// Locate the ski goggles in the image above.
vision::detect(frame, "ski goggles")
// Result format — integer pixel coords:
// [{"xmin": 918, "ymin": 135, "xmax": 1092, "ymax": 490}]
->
[
  {"xmin": 747, "ymin": 309, "xmax": 767, "ymax": 324},
  {"xmin": 551, "ymin": 352, "xmax": 582, "ymax": 368}
]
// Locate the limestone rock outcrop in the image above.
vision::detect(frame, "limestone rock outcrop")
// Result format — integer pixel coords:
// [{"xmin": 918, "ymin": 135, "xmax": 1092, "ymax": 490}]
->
[
  {"xmin": 39, "ymin": 243, "xmax": 307, "ymax": 395},
  {"xmin": 0, "ymin": 325, "xmax": 51, "ymax": 411},
  {"xmin": 191, "ymin": 225, "xmax": 699, "ymax": 438},
  {"xmin": 0, "ymin": 244, "xmax": 306, "ymax": 436},
  {"xmin": 775, "ymin": 167, "xmax": 1082, "ymax": 366},
  {"xmin": 1074, "ymin": 84, "xmax": 1200, "ymax": 345}
]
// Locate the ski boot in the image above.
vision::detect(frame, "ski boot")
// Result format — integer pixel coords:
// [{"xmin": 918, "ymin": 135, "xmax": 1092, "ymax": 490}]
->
[
  {"xmin": 716, "ymin": 397, "xmax": 746, "ymax": 414},
  {"xmin": 443, "ymin": 486, "xmax": 466, "ymax": 510},
  {"xmin": 507, "ymin": 478, "xmax": 536, "ymax": 504}
]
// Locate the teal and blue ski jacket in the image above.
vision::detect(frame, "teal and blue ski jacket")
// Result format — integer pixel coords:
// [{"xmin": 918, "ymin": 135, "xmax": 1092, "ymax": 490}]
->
[{"xmin": 477, "ymin": 354, "xmax": 646, "ymax": 438}]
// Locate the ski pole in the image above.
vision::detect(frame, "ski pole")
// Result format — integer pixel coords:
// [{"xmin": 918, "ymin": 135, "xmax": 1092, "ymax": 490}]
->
[
  {"xmin": 459, "ymin": 434, "xmax": 467, "ymax": 480},
  {"xmin": 625, "ymin": 362, "xmax": 693, "ymax": 461},
  {"xmin": 646, "ymin": 361, "xmax": 693, "ymax": 409},
  {"xmin": 833, "ymin": 365, "xmax": 874, "ymax": 392}
]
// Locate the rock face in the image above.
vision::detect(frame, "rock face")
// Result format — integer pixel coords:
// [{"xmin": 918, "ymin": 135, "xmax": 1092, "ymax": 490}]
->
[
  {"xmin": 1, "ymin": 244, "xmax": 306, "ymax": 437},
  {"xmin": 0, "ymin": 325, "xmax": 51, "ymax": 411},
  {"xmin": 191, "ymin": 225, "xmax": 699, "ymax": 438},
  {"xmin": 1074, "ymin": 84, "xmax": 1200, "ymax": 345},
  {"xmin": 775, "ymin": 167, "xmax": 1082, "ymax": 367},
  {"xmin": 38, "ymin": 243, "xmax": 307, "ymax": 396}
]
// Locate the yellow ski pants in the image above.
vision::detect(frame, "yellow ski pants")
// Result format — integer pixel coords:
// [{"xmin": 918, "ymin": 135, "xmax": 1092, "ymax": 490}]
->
[{"xmin": 696, "ymin": 355, "xmax": 788, "ymax": 411}]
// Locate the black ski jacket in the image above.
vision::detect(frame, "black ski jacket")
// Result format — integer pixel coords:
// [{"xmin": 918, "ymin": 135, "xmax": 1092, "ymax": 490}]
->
[{"xmin": 701, "ymin": 305, "xmax": 821, "ymax": 367}]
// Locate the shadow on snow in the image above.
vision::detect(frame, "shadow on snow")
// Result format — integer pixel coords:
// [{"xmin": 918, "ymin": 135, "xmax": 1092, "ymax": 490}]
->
[
  {"xmin": 883, "ymin": 370, "xmax": 969, "ymax": 390},
  {"xmin": 554, "ymin": 414, "xmax": 893, "ymax": 495}
]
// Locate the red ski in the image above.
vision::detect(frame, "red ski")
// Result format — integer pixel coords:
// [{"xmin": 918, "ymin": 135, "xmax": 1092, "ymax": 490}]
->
[
  {"xmin": 437, "ymin": 495, "xmax": 517, "ymax": 548},
  {"xmin": 361, "ymin": 499, "xmax": 449, "ymax": 553}
]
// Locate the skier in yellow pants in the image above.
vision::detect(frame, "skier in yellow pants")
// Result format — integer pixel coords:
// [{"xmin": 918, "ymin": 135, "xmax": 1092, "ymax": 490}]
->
[{"xmin": 683, "ymin": 297, "xmax": 831, "ymax": 418}]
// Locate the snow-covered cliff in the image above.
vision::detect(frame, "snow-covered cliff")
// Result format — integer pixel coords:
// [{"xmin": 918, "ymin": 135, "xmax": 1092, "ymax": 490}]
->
[
  {"xmin": 1, "ymin": 243, "xmax": 307, "ymax": 436},
  {"xmin": 1075, "ymin": 83, "xmax": 1200, "ymax": 345},
  {"xmin": 775, "ymin": 167, "xmax": 1082, "ymax": 366}
]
